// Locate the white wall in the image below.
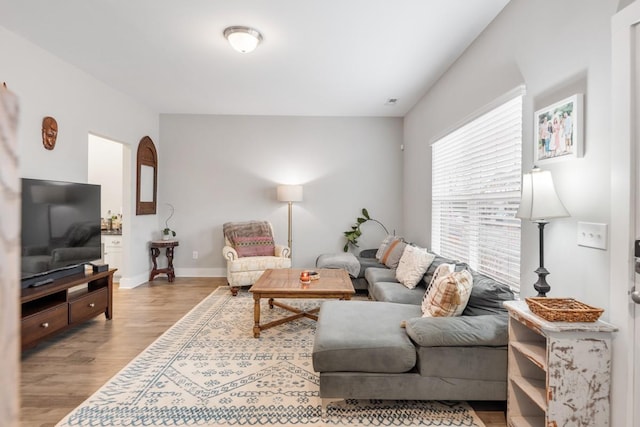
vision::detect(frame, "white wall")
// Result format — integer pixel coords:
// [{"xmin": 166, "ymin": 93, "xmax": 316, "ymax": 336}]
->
[
  {"xmin": 1, "ymin": 25, "xmax": 159, "ymax": 286},
  {"xmin": 88, "ymin": 135, "xmax": 123, "ymax": 219},
  {"xmin": 404, "ymin": 0, "xmax": 617, "ymax": 311},
  {"xmin": 159, "ymin": 114, "xmax": 403, "ymax": 274}
]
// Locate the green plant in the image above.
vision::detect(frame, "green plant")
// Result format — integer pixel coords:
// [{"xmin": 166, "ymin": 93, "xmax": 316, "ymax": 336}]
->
[
  {"xmin": 342, "ymin": 208, "xmax": 389, "ymax": 252},
  {"xmin": 163, "ymin": 203, "xmax": 176, "ymax": 237}
]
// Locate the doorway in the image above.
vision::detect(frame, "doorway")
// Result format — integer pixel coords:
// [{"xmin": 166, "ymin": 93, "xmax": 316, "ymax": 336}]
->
[{"xmin": 88, "ymin": 134, "xmax": 128, "ymax": 281}]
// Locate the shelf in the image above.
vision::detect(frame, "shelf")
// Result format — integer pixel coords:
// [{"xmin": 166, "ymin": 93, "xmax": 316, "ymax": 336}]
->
[
  {"xmin": 22, "ymin": 291, "xmax": 66, "ymax": 317},
  {"xmin": 510, "ymin": 376, "xmax": 546, "ymax": 411},
  {"xmin": 510, "ymin": 341, "xmax": 546, "ymax": 371},
  {"xmin": 508, "ymin": 415, "xmax": 545, "ymax": 427}
]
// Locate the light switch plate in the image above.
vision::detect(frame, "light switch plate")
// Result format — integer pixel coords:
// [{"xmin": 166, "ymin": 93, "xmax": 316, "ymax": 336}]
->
[{"xmin": 577, "ymin": 222, "xmax": 608, "ymax": 250}]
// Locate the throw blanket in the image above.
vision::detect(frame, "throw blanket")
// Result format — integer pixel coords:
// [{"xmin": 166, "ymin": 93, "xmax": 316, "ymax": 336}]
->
[
  {"xmin": 316, "ymin": 252, "xmax": 361, "ymax": 278},
  {"xmin": 223, "ymin": 221, "xmax": 272, "ymax": 246}
]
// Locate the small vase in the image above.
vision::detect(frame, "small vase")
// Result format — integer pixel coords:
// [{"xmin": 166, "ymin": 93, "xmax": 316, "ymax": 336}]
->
[{"xmin": 162, "ymin": 234, "xmax": 170, "ymax": 241}]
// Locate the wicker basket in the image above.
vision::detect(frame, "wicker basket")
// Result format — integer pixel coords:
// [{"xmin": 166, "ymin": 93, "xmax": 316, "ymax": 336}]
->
[{"xmin": 525, "ymin": 297, "xmax": 604, "ymax": 322}]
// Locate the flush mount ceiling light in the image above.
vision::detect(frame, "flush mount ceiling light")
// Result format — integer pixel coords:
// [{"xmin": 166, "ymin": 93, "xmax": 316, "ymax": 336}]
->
[{"xmin": 223, "ymin": 26, "xmax": 263, "ymax": 53}]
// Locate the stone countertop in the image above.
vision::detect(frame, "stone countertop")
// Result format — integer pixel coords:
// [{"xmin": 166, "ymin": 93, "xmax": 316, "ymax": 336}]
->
[{"xmin": 101, "ymin": 230, "xmax": 122, "ymax": 236}]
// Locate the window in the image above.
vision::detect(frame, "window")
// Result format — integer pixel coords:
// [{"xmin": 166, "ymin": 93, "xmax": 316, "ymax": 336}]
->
[{"xmin": 431, "ymin": 94, "xmax": 522, "ymax": 289}]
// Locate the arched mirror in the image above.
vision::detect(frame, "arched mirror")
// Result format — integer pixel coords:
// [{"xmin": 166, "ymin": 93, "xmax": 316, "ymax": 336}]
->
[{"xmin": 136, "ymin": 136, "xmax": 157, "ymax": 215}]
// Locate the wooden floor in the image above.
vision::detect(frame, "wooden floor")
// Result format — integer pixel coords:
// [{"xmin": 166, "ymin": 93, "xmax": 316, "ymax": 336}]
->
[{"xmin": 20, "ymin": 277, "xmax": 506, "ymax": 427}]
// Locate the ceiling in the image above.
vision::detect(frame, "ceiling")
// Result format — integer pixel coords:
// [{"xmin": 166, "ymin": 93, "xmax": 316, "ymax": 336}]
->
[{"xmin": 1, "ymin": 0, "xmax": 509, "ymax": 117}]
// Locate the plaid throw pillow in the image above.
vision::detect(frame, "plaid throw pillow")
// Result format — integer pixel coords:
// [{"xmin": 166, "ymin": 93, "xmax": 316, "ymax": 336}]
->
[
  {"xmin": 421, "ymin": 264, "xmax": 473, "ymax": 317},
  {"xmin": 234, "ymin": 236, "xmax": 275, "ymax": 257}
]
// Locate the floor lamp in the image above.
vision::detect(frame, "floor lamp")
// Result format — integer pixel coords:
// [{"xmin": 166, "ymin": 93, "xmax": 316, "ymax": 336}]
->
[
  {"xmin": 277, "ymin": 185, "xmax": 303, "ymax": 254},
  {"xmin": 516, "ymin": 167, "xmax": 569, "ymax": 297}
]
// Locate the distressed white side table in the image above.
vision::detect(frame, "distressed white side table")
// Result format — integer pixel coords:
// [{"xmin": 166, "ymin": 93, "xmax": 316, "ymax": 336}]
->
[{"xmin": 504, "ymin": 300, "xmax": 617, "ymax": 427}]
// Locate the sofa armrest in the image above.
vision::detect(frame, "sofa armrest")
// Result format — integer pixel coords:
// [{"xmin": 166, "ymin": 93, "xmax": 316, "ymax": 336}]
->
[
  {"xmin": 404, "ymin": 314, "xmax": 508, "ymax": 347},
  {"xmin": 359, "ymin": 248, "xmax": 378, "ymax": 259},
  {"xmin": 274, "ymin": 244, "xmax": 291, "ymax": 258},
  {"xmin": 222, "ymin": 245, "xmax": 238, "ymax": 261}
]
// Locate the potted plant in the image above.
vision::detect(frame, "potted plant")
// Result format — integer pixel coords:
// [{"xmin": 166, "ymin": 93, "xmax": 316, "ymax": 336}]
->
[
  {"xmin": 343, "ymin": 208, "xmax": 388, "ymax": 251},
  {"xmin": 162, "ymin": 227, "xmax": 176, "ymax": 240},
  {"xmin": 162, "ymin": 203, "xmax": 176, "ymax": 240}
]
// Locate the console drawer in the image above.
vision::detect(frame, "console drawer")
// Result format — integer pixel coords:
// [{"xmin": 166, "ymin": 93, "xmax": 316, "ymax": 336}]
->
[
  {"xmin": 22, "ymin": 303, "xmax": 68, "ymax": 346},
  {"xmin": 69, "ymin": 288, "xmax": 108, "ymax": 323}
]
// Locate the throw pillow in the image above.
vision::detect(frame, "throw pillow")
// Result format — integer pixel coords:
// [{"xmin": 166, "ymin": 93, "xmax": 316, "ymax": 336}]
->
[
  {"xmin": 375, "ymin": 235, "xmax": 397, "ymax": 261},
  {"xmin": 234, "ymin": 235, "xmax": 275, "ymax": 257},
  {"xmin": 380, "ymin": 238, "xmax": 407, "ymax": 269},
  {"xmin": 396, "ymin": 245, "xmax": 436, "ymax": 289},
  {"xmin": 421, "ymin": 265, "xmax": 473, "ymax": 317},
  {"xmin": 422, "ymin": 263, "xmax": 454, "ymax": 308}
]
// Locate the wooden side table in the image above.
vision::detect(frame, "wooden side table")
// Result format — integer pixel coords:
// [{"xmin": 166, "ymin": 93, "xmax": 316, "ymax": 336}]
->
[
  {"xmin": 504, "ymin": 300, "xmax": 617, "ymax": 427},
  {"xmin": 149, "ymin": 240, "xmax": 179, "ymax": 282}
]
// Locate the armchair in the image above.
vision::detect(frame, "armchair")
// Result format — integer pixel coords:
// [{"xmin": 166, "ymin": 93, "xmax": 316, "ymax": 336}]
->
[{"xmin": 222, "ymin": 221, "xmax": 291, "ymax": 295}]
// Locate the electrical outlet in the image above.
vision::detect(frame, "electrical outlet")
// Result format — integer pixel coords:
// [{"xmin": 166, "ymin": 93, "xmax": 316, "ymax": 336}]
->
[{"xmin": 192, "ymin": 251, "xmax": 198, "ymax": 259}]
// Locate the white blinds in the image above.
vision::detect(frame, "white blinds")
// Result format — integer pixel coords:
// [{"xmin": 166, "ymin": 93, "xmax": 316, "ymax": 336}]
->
[{"xmin": 431, "ymin": 95, "xmax": 522, "ymax": 289}]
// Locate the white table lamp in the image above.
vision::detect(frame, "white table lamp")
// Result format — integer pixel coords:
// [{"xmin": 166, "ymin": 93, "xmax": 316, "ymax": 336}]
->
[{"xmin": 516, "ymin": 167, "xmax": 569, "ymax": 296}]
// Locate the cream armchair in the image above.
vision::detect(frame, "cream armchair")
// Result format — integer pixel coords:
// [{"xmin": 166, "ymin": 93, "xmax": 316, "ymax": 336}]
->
[{"xmin": 222, "ymin": 221, "xmax": 291, "ymax": 295}]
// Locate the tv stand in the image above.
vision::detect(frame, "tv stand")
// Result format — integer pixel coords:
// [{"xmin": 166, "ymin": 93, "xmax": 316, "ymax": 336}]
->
[{"xmin": 21, "ymin": 269, "xmax": 115, "ymax": 351}]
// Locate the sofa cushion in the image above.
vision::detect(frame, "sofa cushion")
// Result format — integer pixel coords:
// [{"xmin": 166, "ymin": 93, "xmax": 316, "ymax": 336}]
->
[
  {"xmin": 380, "ymin": 238, "xmax": 407, "ymax": 269},
  {"xmin": 421, "ymin": 267, "xmax": 473, "ymax": 317},
  {"xmin": 370, "ymin": 281, "xmax": 426, "ymax": 305},
  {"xmin": 313, "ymin": 301, "xmax": 420, "ymax": 373},
  {"xmin": 364, "ymin": 266, "xmax": 397, "ymax": 286},
  {"xmin": 226, "ymin": 255, "xmax": 291, "ymax": 273},
  {"xmin": 404, "ymin": 314, "xmax": 509, "ymax": 347},
  {"xmin": 396, "ymin": 245, "xmax": 435, "ymax": 289},
  {"xmin": 463, "ymin": 270, "xmax": 514, "ymax": 316}
]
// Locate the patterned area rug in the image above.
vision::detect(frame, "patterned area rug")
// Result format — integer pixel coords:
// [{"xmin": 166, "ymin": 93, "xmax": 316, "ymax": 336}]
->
[{"xmin": 57, "ymin": 287, "xmax": 486, "ymax": 426}]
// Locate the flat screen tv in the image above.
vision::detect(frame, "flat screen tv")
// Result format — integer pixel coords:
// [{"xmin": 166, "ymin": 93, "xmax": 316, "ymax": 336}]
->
[{"xmin": 21, "ymin": 178, "xmax": 101, "ymax": 288}]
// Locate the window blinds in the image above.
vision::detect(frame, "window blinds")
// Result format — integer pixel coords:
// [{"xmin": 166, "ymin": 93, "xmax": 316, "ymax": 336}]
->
[{"xmin": 431, "ymin": 95, "xmax": 522, "ymax": 289}]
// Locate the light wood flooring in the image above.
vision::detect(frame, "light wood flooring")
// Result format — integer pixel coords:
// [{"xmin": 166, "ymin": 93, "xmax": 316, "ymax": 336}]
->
[{"xmin": 20, "ymin": 277, "xmax": 506, "ymax": 427}]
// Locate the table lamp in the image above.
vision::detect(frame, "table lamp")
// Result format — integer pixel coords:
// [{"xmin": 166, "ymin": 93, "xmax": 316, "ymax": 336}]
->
[{"xmin": 516, "ymin": 167, "xmax": 569, "ymax": 297}]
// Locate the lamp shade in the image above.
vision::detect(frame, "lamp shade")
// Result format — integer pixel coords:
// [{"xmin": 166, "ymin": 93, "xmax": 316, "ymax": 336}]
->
[
  {"xmin": 224, "ymin": 26, "xmax": 262, "ymax": 53},
  {"xmin": 277, "ymin": 185, "xmax": 303, "ymax": 202},
  {"xmin": 516, "ymin": 167, "xmax": 569, "ymax": 221}
]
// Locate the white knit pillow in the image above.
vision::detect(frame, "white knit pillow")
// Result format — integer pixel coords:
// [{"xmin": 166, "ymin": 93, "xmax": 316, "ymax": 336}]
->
[{"xmin": 395, "ymin": 245, "xmax": 436, "ymax": 289}]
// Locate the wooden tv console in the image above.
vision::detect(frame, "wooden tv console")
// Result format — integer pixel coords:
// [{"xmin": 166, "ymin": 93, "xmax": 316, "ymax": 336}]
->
[{"xmin": 21, "ymin": 269, "xmax": 115, "ymax": 351}]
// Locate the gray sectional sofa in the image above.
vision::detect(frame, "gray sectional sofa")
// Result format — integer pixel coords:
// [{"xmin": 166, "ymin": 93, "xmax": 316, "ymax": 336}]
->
[{"xmin": 312, "ymin": 250, "xmax": 515, "ymax": 413}]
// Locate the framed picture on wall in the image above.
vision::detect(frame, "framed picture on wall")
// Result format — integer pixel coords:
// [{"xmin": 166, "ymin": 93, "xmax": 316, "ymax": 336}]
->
[{"xmin": 534, "ymin": 94, "xmax": 583, "ymax": 163}]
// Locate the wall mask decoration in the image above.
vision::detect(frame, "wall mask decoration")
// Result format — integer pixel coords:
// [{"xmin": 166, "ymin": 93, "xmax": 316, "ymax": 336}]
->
[
  {"xmin": 136, "ymin": 135, "xmax": 158, "ymax": 215},
  {"xmin": 42, "ymin": 116, "xmax": 58, "ymax": 150}
]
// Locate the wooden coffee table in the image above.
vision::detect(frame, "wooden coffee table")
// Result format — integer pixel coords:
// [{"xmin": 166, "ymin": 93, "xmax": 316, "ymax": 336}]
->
[{"xmin": 249, "ymin": 268, "xmax": 354, "ymax": 338}]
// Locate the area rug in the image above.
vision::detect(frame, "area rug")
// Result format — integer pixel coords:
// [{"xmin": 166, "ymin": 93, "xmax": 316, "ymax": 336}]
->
[{"xmin": 57, "ymin": 287, "xmax": 486, "ymax": 427}]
